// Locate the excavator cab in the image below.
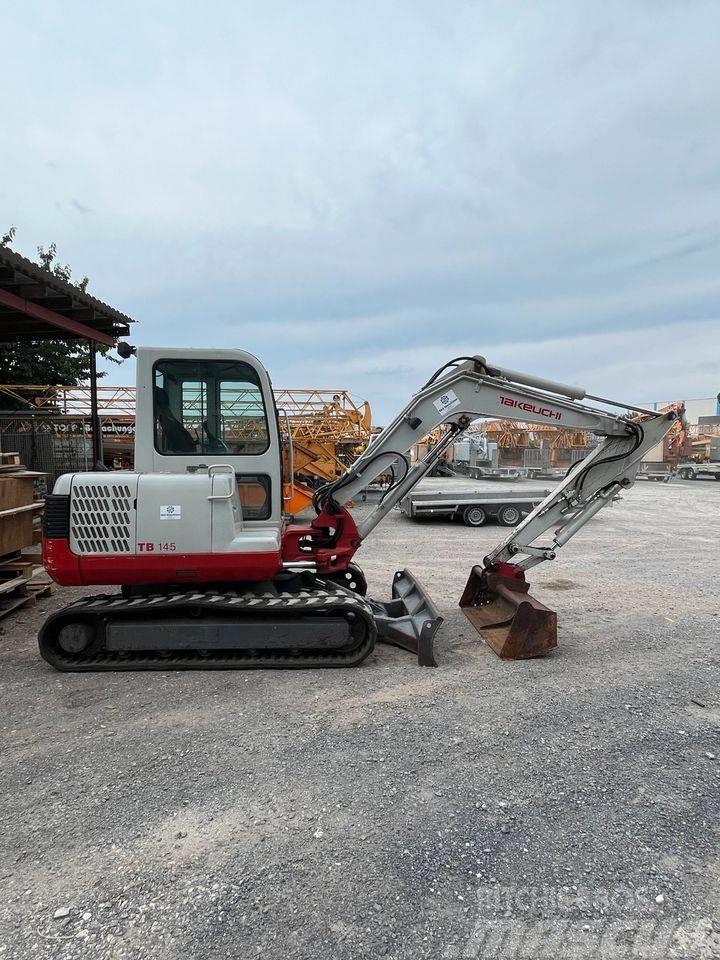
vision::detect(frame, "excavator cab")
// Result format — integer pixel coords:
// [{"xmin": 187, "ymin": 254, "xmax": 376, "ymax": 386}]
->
[{"xmin": 135, "ymin": 348, "xmax": 284, "ymax": 526}]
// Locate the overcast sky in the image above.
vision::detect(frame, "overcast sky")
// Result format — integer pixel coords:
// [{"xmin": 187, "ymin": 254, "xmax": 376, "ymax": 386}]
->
[{"xmin": 2, "ymin": 1, "xmax": 719, "ymax": 419}]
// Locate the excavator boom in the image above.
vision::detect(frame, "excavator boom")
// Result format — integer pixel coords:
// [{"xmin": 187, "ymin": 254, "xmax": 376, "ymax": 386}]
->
[{"xmin": 298, "ymin": 355, "xmax": 677, "ymax": 659}]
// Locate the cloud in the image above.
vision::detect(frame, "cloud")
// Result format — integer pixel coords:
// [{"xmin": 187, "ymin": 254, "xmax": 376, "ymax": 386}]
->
[
  {"xmin": 270, "ymin": 317, "xmax": 719, "ymax": 425},
  {"xmin": 1, "ymin": 1, "xmax": 719, "ymax": 419}
]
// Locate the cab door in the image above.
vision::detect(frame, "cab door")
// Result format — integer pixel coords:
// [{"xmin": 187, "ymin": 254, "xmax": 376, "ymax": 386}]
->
[{"xmin": 133, "ymin": 348, "xmax": 282, "ymax": 525}]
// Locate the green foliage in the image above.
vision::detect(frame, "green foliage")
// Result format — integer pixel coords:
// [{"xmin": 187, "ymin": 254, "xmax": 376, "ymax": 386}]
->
[
  {"xmin": 3, "ymin": 227, "xmax": 94, "ymax": 296},
  {"xmin": 0, "ymin": 340, "xmax": 97, "ymax": 392},
  {"xmin": 35, "ymin": 241, "xmax": 89, "ymax": 292},
  {"xmin": 0, "ymin": 227, "xmax": 115, "ymax": 396}
]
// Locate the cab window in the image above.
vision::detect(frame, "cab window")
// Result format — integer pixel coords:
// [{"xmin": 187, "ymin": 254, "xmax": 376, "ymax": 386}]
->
[
  {"xmin": 153, "ymin": 359, "xmax": 270, "ymax": 456},
  {"xmin": 236, "ymin": 474, "xmax": 271, "ymax": 520}
]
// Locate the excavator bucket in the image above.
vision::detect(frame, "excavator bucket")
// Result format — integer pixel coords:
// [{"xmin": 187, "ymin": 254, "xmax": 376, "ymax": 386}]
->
[{"xmin": 459, "ymin": 565, "xmax": 557, "ymax": 660}]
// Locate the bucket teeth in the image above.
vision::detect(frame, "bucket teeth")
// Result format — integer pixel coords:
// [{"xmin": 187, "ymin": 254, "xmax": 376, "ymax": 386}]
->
[{"xmin": 459, "ymin": 565, "xmax": 557, "ymax": 660}]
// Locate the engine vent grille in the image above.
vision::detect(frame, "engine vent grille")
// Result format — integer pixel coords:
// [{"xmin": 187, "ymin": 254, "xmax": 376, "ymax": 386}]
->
[
  {"xmin": 43, "ymin": 494, "xmax": 70, "ymax": 539},
  {"xmin": 70, "ymin": 481, "xmax": 134, "ymax": 554}
]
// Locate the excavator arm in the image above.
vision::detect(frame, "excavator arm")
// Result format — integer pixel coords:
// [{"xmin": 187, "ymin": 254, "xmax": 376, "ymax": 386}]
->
[{"xmin": 285, "ymin": 355, "xmax": 678, "ymax": 662}]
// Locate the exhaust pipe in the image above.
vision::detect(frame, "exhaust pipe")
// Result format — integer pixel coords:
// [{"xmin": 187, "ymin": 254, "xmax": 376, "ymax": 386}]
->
[{"xmin": 459, "ymin": 564, "xmax": 557, "ymax": 659}]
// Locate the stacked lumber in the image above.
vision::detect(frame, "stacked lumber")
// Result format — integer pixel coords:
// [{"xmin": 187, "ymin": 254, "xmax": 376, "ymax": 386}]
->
[
  {"xmin": 0, "ymin": 553, "xmax": 52, "ymax": 619},
  {"xmin": 0, "ymin": 452, "xmax": 51, "ymax": 620}
]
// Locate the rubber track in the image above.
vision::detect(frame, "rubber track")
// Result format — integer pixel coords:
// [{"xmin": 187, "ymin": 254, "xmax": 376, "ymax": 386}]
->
[{"xmin": 38, "ymin": 586, "xmax": 377, "ymax": 672}]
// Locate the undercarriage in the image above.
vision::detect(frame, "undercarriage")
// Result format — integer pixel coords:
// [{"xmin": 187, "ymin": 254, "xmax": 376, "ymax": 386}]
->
[{"xmin": 38, "ymin": 568, "xmax": 442, "ymax": 671}]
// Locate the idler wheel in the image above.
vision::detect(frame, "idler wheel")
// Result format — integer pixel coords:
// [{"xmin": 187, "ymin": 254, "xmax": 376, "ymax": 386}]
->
[{"xmin": 57, "ymin": 622, "xmax": 94, "ymax": 655}]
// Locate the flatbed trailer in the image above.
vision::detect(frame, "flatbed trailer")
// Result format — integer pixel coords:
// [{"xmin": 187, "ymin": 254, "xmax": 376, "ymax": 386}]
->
[
  {"xmin": 676, "ymin": 461, "xmax": 720, "ymax": 481},
  {"xmin": 637, "ymin": 461, "xmax": 674, "ymax": 482},
  {"xmin": 464, "ymin": 465, "xmax": 523, "ymax": 481},
  {"xmin": 399, "ymin": 486, "xmax": 551, "ymax": 527}
]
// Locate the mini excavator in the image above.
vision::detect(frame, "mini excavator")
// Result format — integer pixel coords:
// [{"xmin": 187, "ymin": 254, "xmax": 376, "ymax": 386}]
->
[{"xmin": 38, "ymin": 346, "xmax": 678, "ymax": 671}]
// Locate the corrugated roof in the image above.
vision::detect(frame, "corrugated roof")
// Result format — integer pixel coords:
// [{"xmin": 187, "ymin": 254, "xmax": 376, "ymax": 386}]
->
[{"xmin": 0, "ymin": 244, "xmax": 134, "ymax": 343}]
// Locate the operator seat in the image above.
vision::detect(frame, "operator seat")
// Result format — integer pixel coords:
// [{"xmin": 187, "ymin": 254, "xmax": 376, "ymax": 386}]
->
[{"xmin": 154, "ymin": 386, "xmax": 197, "ymax": 453}]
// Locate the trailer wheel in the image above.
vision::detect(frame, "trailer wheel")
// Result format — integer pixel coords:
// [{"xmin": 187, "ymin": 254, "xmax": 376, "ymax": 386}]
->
[
  {"xmin": 498, "ymin": 505, "xmax": 521, "ymax": 526},
  {"xmin": 462, "ymin": 505, "xmax": 486, "ymax": 527},
  {"xmin": 679, "ymin": 468, "xmax": 696, "ymax": 480}
]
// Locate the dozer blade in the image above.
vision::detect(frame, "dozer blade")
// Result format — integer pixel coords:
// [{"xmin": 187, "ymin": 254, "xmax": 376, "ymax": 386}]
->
[
  {"xmin": 459, "ymin": 565, "xmax": 557, "ymax": 660},
  {"xmin": 370, "ymin": 568, "xmax": 443, "ymax": 667}
]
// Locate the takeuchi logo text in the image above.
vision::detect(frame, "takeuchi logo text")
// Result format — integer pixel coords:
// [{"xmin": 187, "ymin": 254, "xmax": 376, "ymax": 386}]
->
[{"xmin": 499, "ymin": 396, "xmax": 562, "ymax": 421}]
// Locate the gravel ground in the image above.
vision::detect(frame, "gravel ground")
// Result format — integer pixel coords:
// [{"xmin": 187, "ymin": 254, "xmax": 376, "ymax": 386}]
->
[{"xmin": 1, "ymin": 479, "xmax": 719, "ymax": 959}]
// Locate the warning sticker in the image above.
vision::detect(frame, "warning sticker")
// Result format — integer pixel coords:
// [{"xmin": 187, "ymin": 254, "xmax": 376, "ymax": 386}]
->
[
  {"xmin": 433, "ymin": 389, "xmax": 461, "ymax": 415},
  {"xmin": 160, "ymin": 504, "xmax": 182, "ymax": 520}
]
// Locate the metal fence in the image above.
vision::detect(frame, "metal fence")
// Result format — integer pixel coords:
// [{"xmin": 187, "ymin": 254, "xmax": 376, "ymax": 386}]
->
[
  {"xmin": 523, "ymin": 446, "xmax": 591, "ymax": 469},
  {"xmin": 0, "ymin": 417, "xmax": 93, "ymax": 490}
]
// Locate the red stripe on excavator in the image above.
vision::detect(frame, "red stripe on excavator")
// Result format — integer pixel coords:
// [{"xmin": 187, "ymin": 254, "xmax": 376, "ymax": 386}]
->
[{"xmin": 42, "ymin": 538, "xmax": 282, "ymax": 586}]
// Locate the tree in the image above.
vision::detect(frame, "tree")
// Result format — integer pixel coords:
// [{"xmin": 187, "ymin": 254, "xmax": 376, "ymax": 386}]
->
[
  {"xmin": 36, "ymin": 241, "xmax": 89, "ymax": 292},
  {"xmin": 0, "ymin": 228, "xmax": 114, "ymax": 401},
  {"xmin": 0, "ymin": 339, "xmax": 100, "ymax": 389}
]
